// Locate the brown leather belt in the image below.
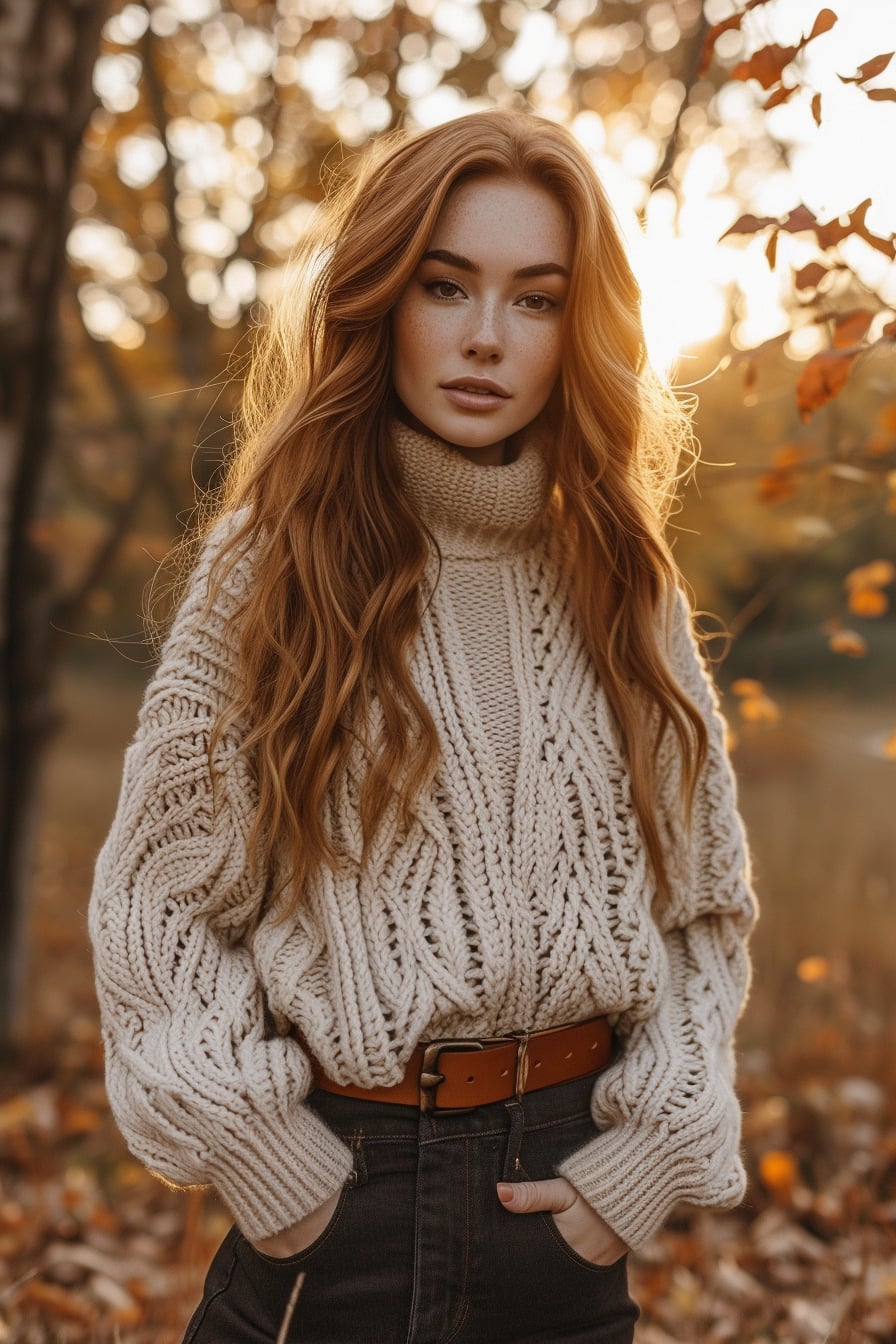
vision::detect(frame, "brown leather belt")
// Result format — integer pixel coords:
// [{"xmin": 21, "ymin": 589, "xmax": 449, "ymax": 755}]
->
[{"xmin": 298, "ymin": 1014, "xmax": 615, "ymax": 1113}]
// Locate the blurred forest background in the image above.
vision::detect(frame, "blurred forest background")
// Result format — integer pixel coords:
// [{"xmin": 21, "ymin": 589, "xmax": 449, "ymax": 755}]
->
[{"xmin": 1, "ymin": 0, "xmax": 895, "ymax": 1339}]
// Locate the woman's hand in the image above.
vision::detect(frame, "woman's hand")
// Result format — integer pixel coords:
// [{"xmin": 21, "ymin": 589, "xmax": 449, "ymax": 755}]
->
[
  {"xmin": 249, "ymin": 1189, "xmax": 342, "ymax": 1260},
  {"xmin": 496, "ymin": 1177, "xmax": 629, "ymax": 1267}
]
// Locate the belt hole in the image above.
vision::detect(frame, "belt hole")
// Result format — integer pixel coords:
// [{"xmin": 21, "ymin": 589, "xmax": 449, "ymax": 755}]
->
[{"xmin": 467, "ymin": 1075, "xmax": 475, "ymax": 1083}]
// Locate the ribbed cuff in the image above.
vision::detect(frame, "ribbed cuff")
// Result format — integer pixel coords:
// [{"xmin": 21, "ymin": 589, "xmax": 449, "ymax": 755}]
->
[
  {"xmin": 207, "ymin": 1104, "xmax": 355, "ymax": 1243},
  {"xmin": 556, "ymin": 1113, "xmax": 747, "ymax": 1251}
]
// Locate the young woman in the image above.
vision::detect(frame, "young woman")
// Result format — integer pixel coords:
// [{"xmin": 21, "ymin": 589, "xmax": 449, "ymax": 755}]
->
[{"xmin": 89, "ymin": 108, "xmax": 758, "ymax": 1344}]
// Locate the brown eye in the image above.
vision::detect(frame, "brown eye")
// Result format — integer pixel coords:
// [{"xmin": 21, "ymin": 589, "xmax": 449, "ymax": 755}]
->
[
  {"xmin": 519, "ymin": 294, "xmax": 556, "ymax": 312},
  {"xmin": 426, "ymin": 280, "xmax": 464, "ymax": 300}
]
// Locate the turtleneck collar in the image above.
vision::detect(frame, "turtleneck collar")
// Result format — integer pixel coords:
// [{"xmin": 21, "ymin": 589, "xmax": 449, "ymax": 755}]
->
[{"xmin": 390, "ymin": 418, "xmax": 551, "ymax": 560}]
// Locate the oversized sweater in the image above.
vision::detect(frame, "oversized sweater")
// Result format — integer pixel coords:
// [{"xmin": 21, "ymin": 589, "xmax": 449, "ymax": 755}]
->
[{"xmin": 89, "ymin": 420, "xmax": 758, "ymax": 1251}]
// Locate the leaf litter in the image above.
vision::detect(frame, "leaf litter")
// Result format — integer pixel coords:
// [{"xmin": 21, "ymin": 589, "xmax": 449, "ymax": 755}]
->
[{"xmin": 2, "ymin": 1017, "xmax": 894, "ymax": 1342}]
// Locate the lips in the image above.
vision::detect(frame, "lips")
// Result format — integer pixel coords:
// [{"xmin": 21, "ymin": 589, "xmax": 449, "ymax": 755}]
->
[{"xmin": 441, "ymin": 378, "xmax": 510, "ymax": 397}]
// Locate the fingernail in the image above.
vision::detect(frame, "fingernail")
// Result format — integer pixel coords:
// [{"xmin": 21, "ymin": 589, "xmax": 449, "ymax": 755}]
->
[{"xmin": 496, "ymin": 1182, "xmax": 514, "ymax": 1204}]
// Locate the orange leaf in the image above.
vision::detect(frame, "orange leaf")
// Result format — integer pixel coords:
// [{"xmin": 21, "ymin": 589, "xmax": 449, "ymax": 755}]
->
[
  {"xmin": 773, "ymin": 442, "xmax": 811, "ymax": 469},
  {"xmin": 58, "ymin": 1097, "xmax": 103, "ymax": 1137},
  {"xmin": 803, "ymin": 199, "xmax": 896, "ymax": 260},
  {"xmin": 829, "ymin": 629, "xmax": 867, "ymax": 656},
  {"xmin": 698, "ymin": 0, "xmax": 775, "ymax": 76},
  {"xmin": 740, "ymin": 694, "xmax": 781, "ymax": 725},
  {"xmin": 865, "ymin": 87, "xmax": 896, "ymax": 102},
  {"xmin": 780, "ymin": 204, "xmax": 821, "ymax": 234},
  {"xmin": 807, "ymin": 8, "xmax": 838, "ymax": 41},
  {"xmin": 839, "ymin": 50, "xmax": 894, "ymax": 84},
  {"xmin": 732, "ymin": 44, "xmax": 800, "ymax": 90},
  {"xmin": 764, "ymin": 84, "xmax": 796, "ymax": 110},
  {"xmin": 795, "ymin": 261, "xmax": 827, "ymax": 289},
  {"xmin": 732, "ymin": 678, "xmax": 764, "ymax": 697},
  {"xmin": 765, "ymin": 228, "xmax": 779, "ymax": 268},
  {"xmin": 759, "ymin": 1148, "xmax": 799, "ymax": 1195},
  {"xmin": 758, "ymin": 471, "xmax": 796, "ymax": 503},
  {"xmin": 811, "ymin": 91, "xmax": 823, "ymax": 124},
  {"xmin": 848, "ymin": 586, "xmax": 888, "ymax": 617},
  {"xmin": 17, "ymin": 1281, "xmax": 99, "ymax": 1325},
  {"xmin": 797, "ymin": 954, "xmax": 831, "ymax": 982},
  {"xmin": 832, "ymin": 308, "xmax": 874, "ymax": 348},
  {"xmin": 721, "ymin": 212, "xmax": 778, "ymax": 240},
  {"xmin": 845, "ymin": 559, "xmax": 896, "ymax": 589},
  {"xmin": 796, "ymin": 349, "xmax": 859, "ymax": 420}
]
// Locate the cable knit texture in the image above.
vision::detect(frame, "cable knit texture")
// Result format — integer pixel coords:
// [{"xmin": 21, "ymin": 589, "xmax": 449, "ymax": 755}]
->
[{"xmin": 89, "ymin": 419, "xmax": 757, "ymax": 1249}]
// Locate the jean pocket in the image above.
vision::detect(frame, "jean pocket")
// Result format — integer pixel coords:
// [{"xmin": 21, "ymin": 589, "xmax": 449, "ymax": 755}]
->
[
  {"xmin": 239, "ymin": 1184, "xmax": 350, "ymax": 1268},
  {"xmin": 516, "ymin": 1108, "xmax": 627, "ymax": 1278},
  {"xmin": 539, "ymin": 1211, "xmax": 629, "ymax": 1277}
]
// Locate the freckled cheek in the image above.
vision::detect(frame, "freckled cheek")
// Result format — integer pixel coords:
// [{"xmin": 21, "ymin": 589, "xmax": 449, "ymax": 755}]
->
[{"xmin": 523, "ymin": 328, "xmax": 564, "ymax": 389}]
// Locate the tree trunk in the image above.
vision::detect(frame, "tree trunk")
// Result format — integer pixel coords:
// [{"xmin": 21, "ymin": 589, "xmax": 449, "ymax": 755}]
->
[{"xmin": 0, "ymin": 0, "xmax": 109, "ymax": 1050}]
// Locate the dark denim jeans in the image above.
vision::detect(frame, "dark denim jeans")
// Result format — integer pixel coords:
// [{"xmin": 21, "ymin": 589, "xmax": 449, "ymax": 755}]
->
[{"xmin": 181, "ymin": 1070, "xmax": 639, "ymax": 1343}]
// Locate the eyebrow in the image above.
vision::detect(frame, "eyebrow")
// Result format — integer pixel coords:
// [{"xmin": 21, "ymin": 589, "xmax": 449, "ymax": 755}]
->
[{"xmin": 421, "ymin": 248, "xmax": 570, "ymax": 280}]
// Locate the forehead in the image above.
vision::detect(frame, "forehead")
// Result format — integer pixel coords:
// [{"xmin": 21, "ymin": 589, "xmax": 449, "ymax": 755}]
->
[{"xmin": 428, "ymin": 175, "xmax": 571, "ymax": 268}]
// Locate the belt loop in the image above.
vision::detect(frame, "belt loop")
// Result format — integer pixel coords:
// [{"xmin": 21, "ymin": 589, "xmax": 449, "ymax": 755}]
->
[{"xmin": 513, "ymin": 1031, "xmax": 530, "ymax": 1099}]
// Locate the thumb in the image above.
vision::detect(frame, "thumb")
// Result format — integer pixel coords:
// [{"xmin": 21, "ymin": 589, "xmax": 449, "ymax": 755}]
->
[{"xmin": 496, "ymin": 1177, "xmax": 577, "ymax": 1214}]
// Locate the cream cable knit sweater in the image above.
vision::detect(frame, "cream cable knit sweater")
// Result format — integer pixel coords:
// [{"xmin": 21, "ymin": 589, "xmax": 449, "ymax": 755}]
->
[{"xmin": 89, "ymin": 420, "xmax": 757, "ymax": 1251}]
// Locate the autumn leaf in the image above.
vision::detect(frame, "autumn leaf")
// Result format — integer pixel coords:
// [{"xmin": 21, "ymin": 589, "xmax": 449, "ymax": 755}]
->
[
  {"xmin": 758, "ymin": 472, "xmax": 796, "ymax": 503},
  {"xmin": 759, "ymin": 1148, "xmax": 799, "ymax": 1196},
  {"xmin": 794, "ymin": 261, "xmax": 828, "ymax": 290},
  {"xmin": 828, "ymin": 629, "xmax": 867, "ymax": 657},
  {"xmin": 16, "ymin": 1279, "xmax": 100, "ymax": 1326},
  {"xmin": 769, "ymin": 199, "xmax": 896, "ymax": 260},
  {"xmin": 721, "ymin": 212, "xmax": 778, "ymax": 239},
  {"xmin": 780, "ymin": 204, "xmax": 821, "ymax": 235},
  {"xmin": 773, "ymin": 443, "xmax": 811, "ymax": 469},
  {"xmin": 732, "ymin": 43, "xmax": 800, "ymax": 90},
  {"xmin": 764, "ymin": 84, "xmax": 797, "ymax": 111},
  {"xmin": 848, "ymin": 587, "xmax": 888, "ymax": 617},
  {"xmin": 811, "ymin": 91, "xmax": 822, "ymax": 124},
  {"xmin": 795, "ymin": 349, "xmax": 860, "ymax": 421},
  {"xmin": 698, "ymin": 0, "xmax": 774, "ymax": 76},
  {"xmin": 832, "ymin": 308, "xmax": 874, "ymax": 348},
  {"xmin": 740, "ymin": 694, "xmax": 781, "ymax": 725},
  {"xmin": 797, "ymin": 955, "xmax": 831, "ymax": 982},
  {"xmin": 838, "ymin": 50, "xmax": 894, "ymax": 84},
  {"xmin": 731, "ymin": 678, "xmax": 764, "ymax": 697},
  {"xmin": 845, "ymin": 559, "xmax": 896, "ymax": 589},
  {"xmin": 865, "ymin": 87, "xmax": 896, "ymax": 103},
  {"xmin": 807, "ymin": 8, "xmax": 838, "ymax": 41},
  {"xmin": 765, "ymin": 227, "xmax": 779, "ymax": 267}
]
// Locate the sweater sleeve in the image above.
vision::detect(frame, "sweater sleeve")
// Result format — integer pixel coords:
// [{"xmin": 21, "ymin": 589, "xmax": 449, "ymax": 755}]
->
[
  {"xmin": 556, "ymin": 584, "xmax": 758, "ymax": 1250},
  {"xmin": 88, "ymin": 519, "xmax": 354, "ymax": 1242}
]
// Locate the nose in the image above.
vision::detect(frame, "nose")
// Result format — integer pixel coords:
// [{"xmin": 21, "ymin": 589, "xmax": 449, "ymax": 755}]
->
[{"xmin": 463, "ymin": 301, "xmax": 503, "ymax": 362}]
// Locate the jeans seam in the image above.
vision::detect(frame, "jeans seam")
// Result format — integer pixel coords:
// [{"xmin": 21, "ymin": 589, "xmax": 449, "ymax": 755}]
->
[
  {"xmin": 181, "ymin": 1241, "xmax": 238, "ymax": 1343},
  {"xmin": 441, "ymin": 1135, "xmax": 473, "ymax": 1344}
]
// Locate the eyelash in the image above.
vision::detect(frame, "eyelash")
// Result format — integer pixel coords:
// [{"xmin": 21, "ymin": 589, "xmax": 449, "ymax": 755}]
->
[{"xmin": 423, "ymin": 279, "xmax": 557, "ymax": 312}]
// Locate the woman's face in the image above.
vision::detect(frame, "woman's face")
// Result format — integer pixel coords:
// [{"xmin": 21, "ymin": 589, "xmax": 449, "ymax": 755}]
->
[{"xmin": 391, "ymin": 174, "xmax": 571, "ymax": 465}]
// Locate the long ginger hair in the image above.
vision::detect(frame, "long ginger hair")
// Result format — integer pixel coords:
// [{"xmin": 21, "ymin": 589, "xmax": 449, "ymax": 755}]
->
[{"xmin": 200, "ymin": 108, "xmax": 707, "ymax": 918}]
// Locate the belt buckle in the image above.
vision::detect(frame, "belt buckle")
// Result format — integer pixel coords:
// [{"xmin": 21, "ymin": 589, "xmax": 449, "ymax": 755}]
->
[
  {"xmin": 419, "ymin": 1039, "xmax": 486, "ymax": 1113},
  {"xmin": 419, "ymin": 1033, "xmax": 531, "ymax": 1113}
]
